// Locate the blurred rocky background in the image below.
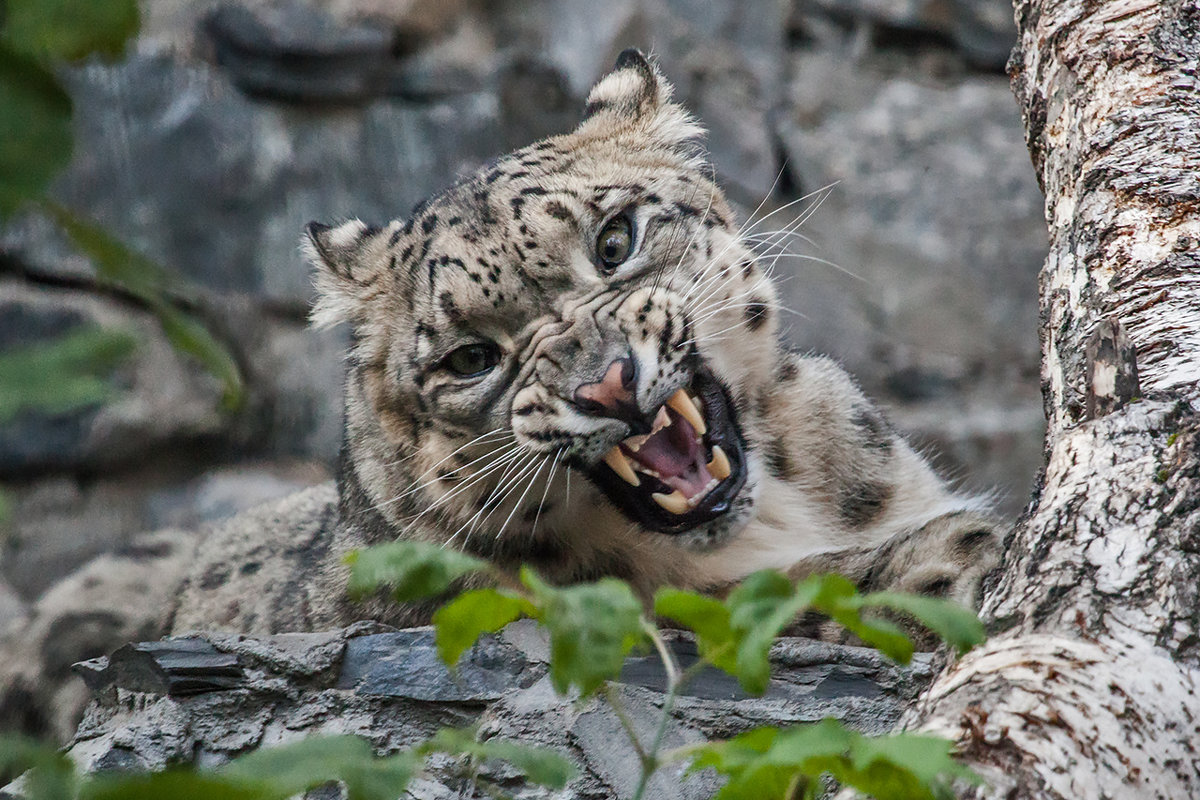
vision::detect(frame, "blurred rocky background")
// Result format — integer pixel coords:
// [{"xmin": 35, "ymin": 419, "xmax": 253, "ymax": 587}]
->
[{"xmin": 0, "ymin": 0, "xmax": 1045, "ymax": 637}]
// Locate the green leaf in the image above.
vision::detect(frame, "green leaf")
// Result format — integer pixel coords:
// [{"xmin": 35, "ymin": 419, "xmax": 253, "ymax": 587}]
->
[
  {"xmin": 433, "ymin": 587, "xmax": 532, "ymax": 667},
  {"xmin": 863, "ymin": 592, "xmax": 985, "ymax": 656},
  {"xmin": 724, "ymin": 570, "xmax": 820, "ymax": 694},
  {"xmin": 40, "ymin": 202, "xmax": 246, "ymax": 409},
  {"xmin": 0, "ymin": 734, "xmax": 76, "ymax": 800},
  {"xmin": 0, "ymin": 46, "xmax": 71, "ymax": 217},
  {"xmin": 0, "ymin": 326, "xmax": 137, "ymax": 425},
  {"xmin": 521, "ymin": 568, "xmax": 647, "ymax": 696},
  {"xmin": 3, "ymin": 0, "xmax": 140, "ymax": 61},
  {"xmin": 80, "ymin": 771, "xmax": 266, "ymax": 800},
  {"xmin": 218, "ymin": 736, "xmax": 414, "ymax": 800},
  {"xmin": 691, "ymin": 720, "xmax": 979, "ymax": 800},
  {"xmin": 804, "ymin": 574, "xmax": 914, "ymax": 664},
  {"xmin": 423, "ymin": 728, "xmax": 577, "ymax": 789},
  {"xmin": 654, "ymin": 588, "xmax": 737, "ymax": 674},
  {"xmin": 345, "ymin": 540, "xmax": 489, "ymax": 603},
  {"xmin": 40, "ymin": 201, "xmax": 176, "ymax": 300},
  {"xmin": 155, "ymin": 305, "xmax": 245, "ymax": 411}
]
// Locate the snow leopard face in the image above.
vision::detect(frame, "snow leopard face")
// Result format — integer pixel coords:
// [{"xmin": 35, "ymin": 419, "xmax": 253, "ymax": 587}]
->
[{"xmin": 307, "ymin": 50, "xmax": 783, "ymax": 575}]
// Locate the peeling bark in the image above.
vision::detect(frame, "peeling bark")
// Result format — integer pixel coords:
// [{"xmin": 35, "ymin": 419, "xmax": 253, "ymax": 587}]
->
[{"xmin": 881, "ymin": 1, "xmax": 1200, "ymax": 797}]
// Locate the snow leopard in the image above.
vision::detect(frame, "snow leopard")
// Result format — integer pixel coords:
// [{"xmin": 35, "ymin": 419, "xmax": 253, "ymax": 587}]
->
[{"xmin": 0, "ymin": 50, "xmax": 1000, "ymax": 740}]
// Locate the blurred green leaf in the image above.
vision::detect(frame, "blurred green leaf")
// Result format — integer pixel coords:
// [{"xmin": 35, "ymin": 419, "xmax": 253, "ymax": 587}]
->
[
  {"xmin": 3, "ymin": 0, "xmax": 139, "ymax": 61},
  {"xmin": 80, "ymin": 771, "xmax": 266, "ymax": 800},
  {"xmin": 156, "ymin": 305, "xmax": 244, "ymax": 411},
  {"xmin": 41, "ymin": 201, "xmax": 177, "ymax": 302},
  {"xmin": 653, "ymin": 588, "xmax": 738, "ymax": 674},
  {"xmin": 219, "ymin": 736, "xmax": 414, "ymax": 800},
  {"xmin": 862, "ymin": 592, "xmax": 985, "ymax": 657},
  {"xmin": 692, "ymin": 719, "xmax": 978, "ymax": 800},
  {"xmin": 0, "ymin": 326, "xmax": 136, "ymax": 425},
  {"xmin": 423, "ymin": 728, "xmax": 577, "ymax": 789},
  {"xmin": 41, "ymin": 202, "xmax": 245, "ymax": 409},
  {"xmin": 725, "ymin": 571, "xmax": 822, "ymax": 695},
  {"xmin": 0, "ymin": 46, "xmax": 71, "ymax": 217},
  {"xmin": 345, "ymin": 540, "xmax": 489, "ymax": 603},
  {"xmin": 433, "ymin": 587, "xmax": 533, "ymax": 667},
  {"xmin": 804, "ymin": 574, "xmax": 914, "ymax": 664},
  {"xmin": 520, "ymin": 568, "xmax": 647, "ymax": 696},
  {"xmin": 0, "ymin": 734, "xmax": 77, "ymax": 800}
]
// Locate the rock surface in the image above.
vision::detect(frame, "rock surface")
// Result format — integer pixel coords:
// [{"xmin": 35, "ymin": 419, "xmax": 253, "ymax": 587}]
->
[{"xmin": 44, "ymin": 624, "xmax": 933, "ymax": 799}]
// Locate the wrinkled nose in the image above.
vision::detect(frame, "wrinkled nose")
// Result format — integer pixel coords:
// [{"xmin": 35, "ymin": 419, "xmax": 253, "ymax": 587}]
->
[{"xmin": 573, "ymin": 356, "xmax": 638, "ymax": 420}]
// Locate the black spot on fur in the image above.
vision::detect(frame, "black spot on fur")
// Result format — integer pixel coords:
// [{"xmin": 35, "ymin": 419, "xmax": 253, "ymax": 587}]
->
[
  {"xmin": 851, "ymin": 405, "xmax": 894, "ymax": 453},
  {"xmin": 838, "ymin": 480, "xmax": 894, "ymax": 527},
  {"xmin": 545, "ymin": 200, "xmax": 574, "ymax": 222},
  {"xmin": 744, "ymin": 300, "xmax": 769, "ymax": 330},
  {"xmin": 777, "ymin": 358, "xmax": 799, "ymax": 383},
  {"xmin": 240, "ymin": 561, "xmax": 262, "ymax": 576},
  {"xmin": 421, "ymin": 215, "xmax": 438, "ymax": 234},
  {"xmin": 583, "ymin": 99, "xmax": 610, "ymax": 118},
  {"xmin": 765, "ymin": 440, "xmax": 794, "ymax": 480},
  {"xmin": 199, "ymin": 565, "xmax": 231, "ymax": 590}
]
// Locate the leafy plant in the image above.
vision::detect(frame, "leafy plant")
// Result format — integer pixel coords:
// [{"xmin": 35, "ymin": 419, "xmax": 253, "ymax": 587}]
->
[
  {"xmin": 345, "ymin": 540, "xmax": 984, "ymax": 800},
  {"xmin": 5, "ymin": 542, "xmax": 983, "ymax": 799},
  {"xmin": 0, "ymin": 0, "xmax": 244, "ymax": 426}
]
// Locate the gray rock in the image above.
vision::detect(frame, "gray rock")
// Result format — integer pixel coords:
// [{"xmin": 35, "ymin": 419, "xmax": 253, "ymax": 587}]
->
[
  {"xmin": 45, "ymin": 624, "xmax": 933, "ymax": 799},
  {"xmin": 774, "ymin": 50, "xmax": 1045, "ymax": 514},
  {"xmin": 1, "ymin": 52, "xmax": 501, "ymax": 308},
  {"xmin": 794, "ymin": 0, "xmax": 1016, "ymax": 70},
  {"xmin": 203, "ymin": 3, "xmax": 395, "ymax": 103}
]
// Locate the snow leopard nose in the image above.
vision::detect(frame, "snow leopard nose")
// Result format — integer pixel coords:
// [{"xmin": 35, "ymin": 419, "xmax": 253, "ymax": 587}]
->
[{"xmin": 573, "ymin": 356, "xmax": 639, "ymax": 421}]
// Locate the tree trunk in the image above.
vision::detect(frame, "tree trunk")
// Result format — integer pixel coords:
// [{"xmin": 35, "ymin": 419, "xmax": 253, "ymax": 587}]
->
[{"xmin": 889, "ymin": 1, "xmax": 1200, "ymax": 797}]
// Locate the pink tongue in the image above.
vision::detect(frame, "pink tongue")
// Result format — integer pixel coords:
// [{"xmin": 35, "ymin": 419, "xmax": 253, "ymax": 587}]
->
[{"xmin": 623, "ymin": 410, "xmax": 714, "ymax": 500}]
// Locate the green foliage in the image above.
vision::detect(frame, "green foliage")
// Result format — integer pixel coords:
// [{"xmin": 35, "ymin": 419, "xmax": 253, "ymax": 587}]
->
[
  {"xmin": 0, "ymin": 48, "xmax": 71, "ymax": 217},
  {"xmin": 0, "ymin": 1, "xmax": 244, "ymax": 414},
  {"xmin": 3, "ymin": 0, "xmax": 139, "ymax": 62},
  {"xmin": 692, "ymin": 719, "xmax": 980, "ymax": 800},
  {"xmin": 861, "ymin": 592, "xmax": 985, "ymax": 657},
  {"xmin": 0, "ymin": 327, "xmax": 137, "ymax": 424},
  {"xmin": 215, "ymin": 736, "xmax": 415, "ymax": 800},
  {"xmin": 433, "ymin": 587, "xmax": 533, "ymax": 666},
  {"xmin": 421, "ymin": 728, "xmax": 576, "ymax": 789},
  {"xmin": 345, "ymin": 539, "xmax": 488, "ymax": 602},
  {"xmin": 41, "ymin": 203, "xmax": 245, "ymax": 409},
  {"xmin": 10, "ymin": 538, "xmax": 986, "ymax": 800},
  {"xmin": 0, "ymin": 735, "xmax": 76, "ymax": 800},
  {"xmin": 656, "ymin": 571, "xmax": 975, "ymax": 696},
  {"xmin": 8, "ymin": 728, "xmax": 574, "ymax": 800},
  {"xmin": 521, "ymin": 568, "xmax": 648, "ymax": 696}
]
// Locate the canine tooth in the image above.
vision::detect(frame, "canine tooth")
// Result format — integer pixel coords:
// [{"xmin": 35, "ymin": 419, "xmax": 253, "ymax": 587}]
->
[
  {"xmin": 708, "ymin": 445, "xmax": 731, "ymax": 480},
  {"xmin": 651, "ymin": 489, "xmax": 689, "ymax": 515},
  {"xmin": 667, "ymin": 389, "xmax": 706, "ymax": 435},
  {"xmin": 604, "ymin": 448, "xmax": 641, "ymax": 486}
]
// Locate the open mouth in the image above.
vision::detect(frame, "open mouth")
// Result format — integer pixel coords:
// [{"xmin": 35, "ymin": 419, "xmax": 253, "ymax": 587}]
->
[{"xmin": 587, "ymin": 366, "xmax": 747, "ymax": 534}]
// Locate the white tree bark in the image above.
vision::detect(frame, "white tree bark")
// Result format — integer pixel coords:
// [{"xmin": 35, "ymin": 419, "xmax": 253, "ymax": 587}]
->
[{"xmin": 893, "ymin": 0, "xmax": 1200, "ymax": 796}]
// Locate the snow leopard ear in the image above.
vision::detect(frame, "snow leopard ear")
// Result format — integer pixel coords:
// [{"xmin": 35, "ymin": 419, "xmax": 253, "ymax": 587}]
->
[
  {"xmin": 304, "ymin": 219, "xmax": 396, "ymax": 328},
  {"xmin": 579, "ymin": 49, "xmax": 703, "ymax": 152}
]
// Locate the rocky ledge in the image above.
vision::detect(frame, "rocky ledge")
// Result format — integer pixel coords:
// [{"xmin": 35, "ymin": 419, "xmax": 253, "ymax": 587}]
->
[{"xmin": 7, "ymin": 624, "xmax": 934, "ymax": 800}]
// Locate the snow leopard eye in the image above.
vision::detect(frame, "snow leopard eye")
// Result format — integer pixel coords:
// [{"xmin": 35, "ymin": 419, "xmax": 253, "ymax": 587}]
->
[
  {"xmin": 443, "ymin": 342, "xmax": 501, "ymax": 378},
  {"xmin": 595, "ymin": 214, "xmax": 634, "ymax": 271}
]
